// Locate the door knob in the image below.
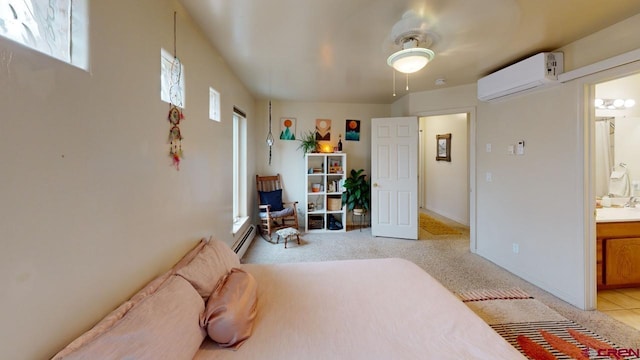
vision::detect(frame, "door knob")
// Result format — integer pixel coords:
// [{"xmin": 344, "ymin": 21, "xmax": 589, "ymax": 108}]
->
[{"xmin": 373, "ymin": 183, "xmax": 379, "ymax": 187}]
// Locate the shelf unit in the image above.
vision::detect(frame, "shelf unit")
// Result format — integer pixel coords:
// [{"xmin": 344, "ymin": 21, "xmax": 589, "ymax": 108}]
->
[{"xmin": 305, "ymin": 153, "xmax": 347, "ymax": 233}]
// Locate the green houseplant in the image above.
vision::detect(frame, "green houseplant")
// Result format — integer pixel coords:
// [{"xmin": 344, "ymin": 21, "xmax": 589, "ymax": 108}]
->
[
  {"xmin": 297, "ymin": 130, "xmax": 318, "ymax": 157},
  {"xmin": 341, "ymin": 169, "xmax": 370, "ymax": 215}
]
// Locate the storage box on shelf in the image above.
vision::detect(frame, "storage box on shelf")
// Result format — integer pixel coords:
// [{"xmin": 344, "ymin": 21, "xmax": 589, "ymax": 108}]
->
[{"xmin": 305, "ymin": 153, "xmax": 346, "ymax": 232}]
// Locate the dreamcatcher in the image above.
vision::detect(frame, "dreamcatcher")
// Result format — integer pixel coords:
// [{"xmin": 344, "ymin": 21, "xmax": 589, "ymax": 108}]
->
[
  {"xmin": 167, "ymin": 12, "xmax": 184, "ymax": 170},
  {"xmin": 168, "ymin": 103, "xmax": 184, "ymax": 169},
  {"xmin": 266, "ymin": 100, "xmax": 274, "ymax": 165}
]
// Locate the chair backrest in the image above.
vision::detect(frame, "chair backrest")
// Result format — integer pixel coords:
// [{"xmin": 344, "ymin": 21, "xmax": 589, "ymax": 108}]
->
[{"xmin": 256, "ymin": 174, "xmax": 283, "ymax": 197}]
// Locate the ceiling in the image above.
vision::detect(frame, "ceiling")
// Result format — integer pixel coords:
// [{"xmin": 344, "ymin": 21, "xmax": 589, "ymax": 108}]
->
[{"xmin": 179, "ymin": 0, "xmax": 640, "ymax": 104}]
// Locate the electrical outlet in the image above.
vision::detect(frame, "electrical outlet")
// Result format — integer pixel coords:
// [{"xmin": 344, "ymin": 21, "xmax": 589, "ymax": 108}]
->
[
  {"xmin": 486, "ymin": 143, "xmax": 492, "ymax": 153},
  {"xmin": 512, "ymin": 243, "xmax": 519, "ymax": 254},
  {"xmin": 485, "ymin": 172, "xmax": 492, "ymax": 182}
]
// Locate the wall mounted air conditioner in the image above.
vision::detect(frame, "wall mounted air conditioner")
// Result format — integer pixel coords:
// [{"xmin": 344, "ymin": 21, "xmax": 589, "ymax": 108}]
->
[{"xmin": 477, "ymin": 52, "xmax": 563, "ymax": 102}]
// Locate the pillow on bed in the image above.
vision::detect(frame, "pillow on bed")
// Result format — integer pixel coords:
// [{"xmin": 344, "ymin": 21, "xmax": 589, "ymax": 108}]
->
[
  {"xmin": 59, "ymin": 276, "xmax": 206, "ymax": 360},
  {"xmin": 200, "ymin": 268, "xmax": 257, "ymax": 349},
  {"xmin": 259, "ymin": 189, "xmax": 284, "ymax": 211},
  {"xmin": 176, "ymin": 238, "xmax": 241, "ymax": 299}
]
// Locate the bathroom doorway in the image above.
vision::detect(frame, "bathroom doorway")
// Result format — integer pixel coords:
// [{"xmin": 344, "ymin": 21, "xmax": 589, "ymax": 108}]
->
[{"xmin": 593, "ymin": 72, "xmax": 640, "ymax": 331}]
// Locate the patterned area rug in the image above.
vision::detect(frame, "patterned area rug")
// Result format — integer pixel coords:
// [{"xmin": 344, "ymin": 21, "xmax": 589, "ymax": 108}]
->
[
  {"xmin": 419, "ymin": 213, "xmax": 461, "ymax": 235},
  {"xmin": 457, "ymin": 288, "xmax": 638, "ymax": 359}
]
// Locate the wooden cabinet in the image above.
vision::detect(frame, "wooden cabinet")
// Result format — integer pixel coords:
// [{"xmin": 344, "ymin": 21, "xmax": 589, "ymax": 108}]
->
[
  {"xmin": 597, "ymin": 221, "xmax": 640, "ymax": 289},
  {"xmin": 305, "ymin": 153, "xmax": 347, "ymax": 233},
  {"xmin": 605, "ymin": 237, "xmax": 640, "ymax": 286}
]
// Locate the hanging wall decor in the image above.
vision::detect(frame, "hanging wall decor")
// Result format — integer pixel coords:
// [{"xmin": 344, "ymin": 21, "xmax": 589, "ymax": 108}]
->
[
  {"xmin": 345, "ymin": 119, "xmax": 361, "ymax": 141},
  {"xmin": 167, "ymin": 11, "xmax": 184, "ymax": 171},
  {"xmin": 280, "ymin": 117, "xmax": 296, "ymax": 140},
  {"xmin": 315, "ymin": 119, "xmax": 331, "ymax": 141},
  {"xmin": 168, "ymin": 105, "xmax": 184, "ymax": 169},
  {"xmin": 266, "ymin": 101, "xmax": 275, "ymax": 165}
]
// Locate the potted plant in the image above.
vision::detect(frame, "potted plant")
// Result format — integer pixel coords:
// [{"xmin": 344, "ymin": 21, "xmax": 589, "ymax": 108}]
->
[
  {"xmin": 297, "ymin": 130, "xmax": 318, "ymax": 156},
  {"xmin": 341, "ymin": 169, "xmax": 370, "ymax": 215}
]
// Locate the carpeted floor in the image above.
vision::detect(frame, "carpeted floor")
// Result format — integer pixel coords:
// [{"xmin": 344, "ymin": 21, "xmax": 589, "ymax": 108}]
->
[{"xmin": 241, "ymin": 210, "xmax": 640, "ymax": 351}]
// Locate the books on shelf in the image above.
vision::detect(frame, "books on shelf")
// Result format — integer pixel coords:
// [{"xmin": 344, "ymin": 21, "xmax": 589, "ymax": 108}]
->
[{"xmin": 327, "ymin": 179, "xmax": 345, "ymax": 193}]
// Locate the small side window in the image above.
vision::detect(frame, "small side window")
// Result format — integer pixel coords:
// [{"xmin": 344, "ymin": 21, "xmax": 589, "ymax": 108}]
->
[{"xmin": 209, "ymin": 87, "xmax": 220, "ymax": 122}]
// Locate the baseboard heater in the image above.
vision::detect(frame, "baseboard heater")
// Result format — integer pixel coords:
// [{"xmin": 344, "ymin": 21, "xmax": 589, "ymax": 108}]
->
[{"xmin": 233, "ymin": 224, "xmax": 255, "ymax": 259}]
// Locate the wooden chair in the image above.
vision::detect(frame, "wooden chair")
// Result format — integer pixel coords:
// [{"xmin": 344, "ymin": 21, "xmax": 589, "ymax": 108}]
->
[{"xmin": 256, "ymin": 174, "xmax": 299, "ymax": 242}]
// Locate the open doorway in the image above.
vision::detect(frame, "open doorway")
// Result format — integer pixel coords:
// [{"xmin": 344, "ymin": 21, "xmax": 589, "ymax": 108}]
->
[
  {"xmin": 418, "ymin": 113, "xmax": 470, "ymax": 226},
  {"xmin": 592, "ymin": 72, "xmax": 640, "ymax": 331},
  {"xmin": 417, "ymin": 110, "xmax": 476, "ymax": 252}
]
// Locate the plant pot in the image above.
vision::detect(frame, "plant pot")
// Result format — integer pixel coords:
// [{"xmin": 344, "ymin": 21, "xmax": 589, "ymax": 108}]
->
[{"xmin": 353, "ymin": 208, "xmax": 365, "ymax": 216}]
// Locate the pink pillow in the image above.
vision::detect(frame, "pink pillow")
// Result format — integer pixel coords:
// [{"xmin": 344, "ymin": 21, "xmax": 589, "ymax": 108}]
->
[
  {"xmin": 59, "ymin": 276, "xmax": 206, "ymax": 360},
  {"xmin": 200, "ymin": 268, "xmax": 258, "ymax": 349},
  {"xmin": 176, "ymin": 238, "xmax": 241, "ymax": 299}
]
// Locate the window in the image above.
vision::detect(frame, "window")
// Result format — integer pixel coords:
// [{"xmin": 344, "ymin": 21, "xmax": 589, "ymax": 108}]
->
[
  {"xmin": 209, "ymin": 87, "xmax": 220, "ymax": 122},
  {"xmin": 233, "ymin": 108, "xmax": 247, "ymax": 232},
  {"xmin": 0, "ymin": 0, "xmax": 88, "ymax": 68},
  {"xmin": 160, "ymin": 48, "xmax": 185, "ymax": 108}
]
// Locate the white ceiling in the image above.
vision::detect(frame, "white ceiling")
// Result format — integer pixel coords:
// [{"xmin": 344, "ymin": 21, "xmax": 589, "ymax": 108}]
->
[{"xmin": 179, "ymin": 0, "xmax": 640, "ymax": 104}]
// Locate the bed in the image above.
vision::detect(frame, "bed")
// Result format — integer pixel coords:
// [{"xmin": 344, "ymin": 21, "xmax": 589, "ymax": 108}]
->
[{"xmin": 52, "ymin": 238, "xmax": 525, "ymax": 359}]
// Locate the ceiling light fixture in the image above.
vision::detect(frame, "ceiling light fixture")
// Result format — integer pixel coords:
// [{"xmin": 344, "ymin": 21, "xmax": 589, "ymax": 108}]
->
[
  {"xmin": 387, "ymin": 11, "xmax": 437, "ymax": 96},
  {"xmin": 387, "ymin": 38, "xmax": 435, "ymax": 74},
  {"xmin": 595, "ymin": 98, "xmax": 635, "ymax": 110}
]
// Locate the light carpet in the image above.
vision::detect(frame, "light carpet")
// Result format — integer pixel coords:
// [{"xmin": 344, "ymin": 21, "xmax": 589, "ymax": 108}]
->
[
  {"xmin": 419, "ymin": 213, "xmax": 461, "ymax": 235},
  {"xmin": 459, "ymin": 288, "xmax": 633, "ymax": 359}
]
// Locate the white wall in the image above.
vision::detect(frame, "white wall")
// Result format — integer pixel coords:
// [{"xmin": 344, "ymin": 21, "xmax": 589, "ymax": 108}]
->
[
  {"xmin": 420, "ymin": 114, "xmax": 469, "ymax": 225},
  {"xmin": 475, "ymin": 84, "xmax": 587, "ymax": 306},
  {"xmin": 0, "ymin": 1, "xmax": 256, "ymax": 359},
  {"xmin": 254, "ymin": 100, "xmax": 390, "ymax": 225}
]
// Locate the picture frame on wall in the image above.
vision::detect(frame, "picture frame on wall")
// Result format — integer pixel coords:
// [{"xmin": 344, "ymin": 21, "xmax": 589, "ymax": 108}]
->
[
  {"xmin": 315, "ymin": 119, "xmax": 331, "ymax": 141},
  {"xmin": 280, "ymin": 117, "xmax": 296, "ymax": 140},
  {"xmin": 436, "ymin": 133, "xmax": 451, "ymax": 162}
]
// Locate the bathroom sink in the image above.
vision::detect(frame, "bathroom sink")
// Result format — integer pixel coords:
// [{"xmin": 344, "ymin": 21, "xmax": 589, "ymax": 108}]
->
[{"xmin": 597, "ymin": 206, "xmax": 640, "ymax": 222}]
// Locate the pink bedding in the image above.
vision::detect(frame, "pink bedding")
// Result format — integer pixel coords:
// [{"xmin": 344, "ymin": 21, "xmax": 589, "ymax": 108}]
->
[{"xmin": 194, "ymin": 258, "xmax": 525, "ymax": 359}]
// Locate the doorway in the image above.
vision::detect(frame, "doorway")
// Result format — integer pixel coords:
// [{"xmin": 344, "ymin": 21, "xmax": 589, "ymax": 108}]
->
[
  {"xmin": 592, "ymin": 72, "xmax": 640, "ymax": 330},
  {"xmin": 417, "ymin": 108, "xmax": 476, "ymax": 251}
]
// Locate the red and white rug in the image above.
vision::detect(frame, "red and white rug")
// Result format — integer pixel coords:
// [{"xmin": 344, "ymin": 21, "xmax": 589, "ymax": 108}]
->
[{"xmin": 457, "ymin": 288, "xmax": 638, "ymax": 360}]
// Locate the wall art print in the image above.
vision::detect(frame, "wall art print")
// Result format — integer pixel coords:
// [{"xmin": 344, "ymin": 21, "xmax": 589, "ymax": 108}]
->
[
  {"xmin": 436, "ymin": 133, "xmax": 452, "ymax": 162},
  {"xmin": 345, "ymin": 119, "xmax": 360, "ymax": 141},
  {"xmin": 280, "ymin": 117, "xmax": 296, "ymax": 140},
  {"xmin": 315, "ymin": 119, "xmax": 331, "ymax": 141}
]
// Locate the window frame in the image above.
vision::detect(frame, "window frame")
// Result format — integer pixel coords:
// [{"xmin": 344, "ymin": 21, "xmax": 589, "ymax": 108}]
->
[{"xmin": 232, "ymin": 108, "xmax": 248, "ymax": 233}]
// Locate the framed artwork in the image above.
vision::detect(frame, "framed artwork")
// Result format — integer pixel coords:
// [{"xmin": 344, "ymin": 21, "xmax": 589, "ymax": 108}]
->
[
  {"xmin": 345, "ymin": 119, "xmax": 360, "ymax": 141},
  {"xmin": 436, "ymin": 133, "xmax": 451, "ymax": 162},
  {"xmin": 280, "ymin": 117, "xmax": 296, "ymax": 140},
  {"xmin": 315, "ymin": 119, "xmax": 331, "ymax": 141}
]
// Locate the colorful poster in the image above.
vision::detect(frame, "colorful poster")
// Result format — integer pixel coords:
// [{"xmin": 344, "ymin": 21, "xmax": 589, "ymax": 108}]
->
[
  {"xmin": 280, "ymin": 117, "xmax": 296, "ymax": 140},
  {"xmin": 345, "ymin": 119, "xmax": 360, "ymax": 141},
  {"xmin": 315, "ymin": 119, "xmax": 331, "ymax": 141}
]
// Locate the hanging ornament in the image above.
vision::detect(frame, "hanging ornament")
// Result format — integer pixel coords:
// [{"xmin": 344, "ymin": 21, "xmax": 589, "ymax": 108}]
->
[
  {"xmin": 266, "ymin": 100, "xmax": 274, "ymax": 165},
  {"xmin": 167, "ymin": 105, "xmax": 184, "ymax": 170}
]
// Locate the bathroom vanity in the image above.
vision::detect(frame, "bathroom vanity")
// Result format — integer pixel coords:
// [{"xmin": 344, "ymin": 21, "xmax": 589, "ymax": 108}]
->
[{"xmin": 596, "ymin": 207, "xmax": 640, "ymax": 289}]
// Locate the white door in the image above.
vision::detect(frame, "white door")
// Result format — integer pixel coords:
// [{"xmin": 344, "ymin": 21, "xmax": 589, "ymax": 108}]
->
[{"xmin": 371, "ymin": 117, "xmax": 419, "ymax": 239}]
